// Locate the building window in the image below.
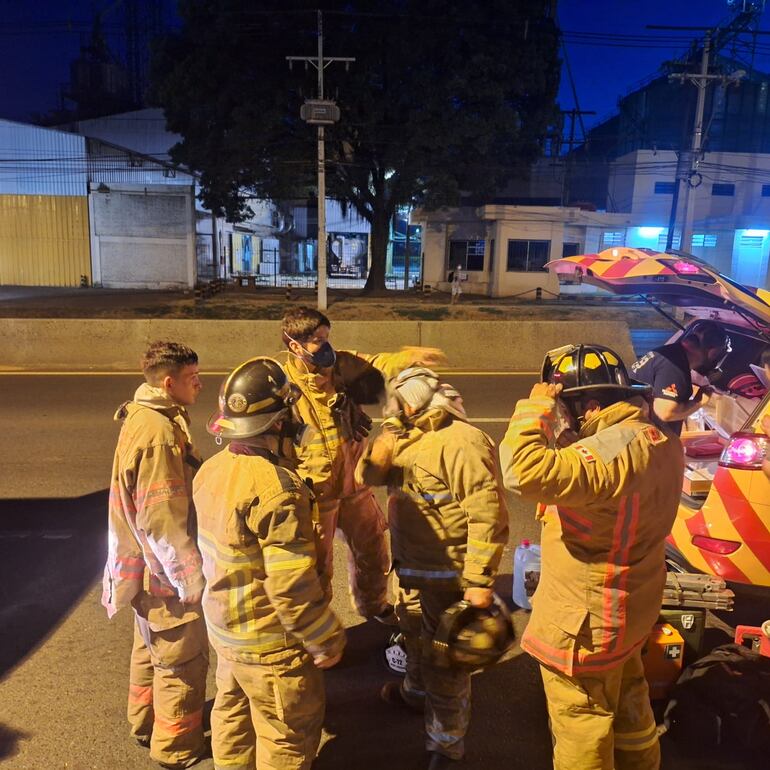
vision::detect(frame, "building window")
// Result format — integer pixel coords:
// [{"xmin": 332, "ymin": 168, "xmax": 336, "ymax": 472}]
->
[
  {"xmin": 603, "ymin": 231, "xmax": 625, "ymax": 246},
  {"xmin": 448, "ymin": 240, "xmax": 485, "ymax": 271},
  {"xmin": 740, "ymin": 234, "xmax": 765, "ymax": 248},
  {"xmin": 489, "ymin": 239, "xmax": 495, "ymax": 274},
  {"xmin": 711, "ymin": 183, "xmax": 735, "ymax": 197},
  {"xmin": 762, "ymin": 184, "xmax": 770, "ymax": 197},
  {"xmin": 562, "ymin": 242, "xmax": 581, "ymax": 257},
  {"xmin": 691, "ymin": 233, "xmax": 717, "ymax": 248},
  {"xmin": 657, "ymin": 233, "xmax": 681, "ymax": 249},
  {"xmin": 654, "ymin": 181, "xmax": 676, "ymax": 194},
  {"xmin": 506, "ymin": 239, "xmax": 551, "ymax": 272}
]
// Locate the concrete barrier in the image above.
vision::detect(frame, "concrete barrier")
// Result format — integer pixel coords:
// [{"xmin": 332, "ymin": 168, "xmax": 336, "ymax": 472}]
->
[{"xmin": 0, "ymin": 318, "xmax": 634, "ymax": 372}]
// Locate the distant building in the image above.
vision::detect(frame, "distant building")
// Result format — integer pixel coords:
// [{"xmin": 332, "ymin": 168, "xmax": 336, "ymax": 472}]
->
[{"xmin": 0, "ymin": 118, "xmax": 197, "ymax": 289}]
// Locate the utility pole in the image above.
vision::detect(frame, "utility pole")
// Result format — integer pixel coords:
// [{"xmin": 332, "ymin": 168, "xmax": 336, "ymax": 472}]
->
[
  {"xmin": 287, "ymin": 11, "xmax": 354, "ymax": 311},
  {"xmin": 671, "ymin": 32, "xmax": 711, "ymax": 253},
  {"xmin": 652, "ymin": 15, "xmax": 753, "ymax": 252}
]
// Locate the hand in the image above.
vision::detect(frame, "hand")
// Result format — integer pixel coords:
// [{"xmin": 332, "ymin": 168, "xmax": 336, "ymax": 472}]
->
[
  {"xmin": 761, "ymin": 414, "xmax": 770, "ymax": 437},
  {"xmin": 313, "ymin": 652, "xmax": 342, "ymax": 670},
  {"xmin": 182, "ymin": 588, "xmax": 203, "ymax": 606},
  {"xmin": 529, "ymin": 382, "xmax": 563, "ymax": 400},
  {"xmin": 464, "ymin": 587, "xmax": 493, "ymax": 608},
  {"xmin": 402, "ymin": 346, "xmax": 448, "ymax": 369},
  {"xmin": 696, "ymin": 386, "xmax": 713, "ymax": 406}
]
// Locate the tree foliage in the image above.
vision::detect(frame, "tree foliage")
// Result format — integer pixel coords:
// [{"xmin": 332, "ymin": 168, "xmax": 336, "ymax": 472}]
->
[{"xmin": 152, "ymin": 0, "xmax": 560, "ymax": 290}]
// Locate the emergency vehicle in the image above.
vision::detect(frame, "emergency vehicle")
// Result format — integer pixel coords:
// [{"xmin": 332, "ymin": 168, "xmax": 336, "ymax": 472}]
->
[{"xmin": 547, "ymin": 247, "xmax": 770, "ymax": 596}]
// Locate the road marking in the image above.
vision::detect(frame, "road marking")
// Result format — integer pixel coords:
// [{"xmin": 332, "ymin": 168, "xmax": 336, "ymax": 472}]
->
[
  {"xmin": 0, "ymin": 370, "xmax": 539, "ymax": 377},
  {"xmin": 371, "ymin": 417, "xmax": 510, "ymax": 424}
]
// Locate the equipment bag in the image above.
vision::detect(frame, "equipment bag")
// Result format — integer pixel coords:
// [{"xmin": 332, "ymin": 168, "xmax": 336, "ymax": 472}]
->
[{"xmin": 663, "ymin": 643, "xmax": 770, "ymax": 754}]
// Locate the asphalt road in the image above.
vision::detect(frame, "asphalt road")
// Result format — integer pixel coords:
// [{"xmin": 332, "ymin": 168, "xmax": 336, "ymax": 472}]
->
[{"xmin": 0, "ymin": 372, "xmax": 752, "ymax": 770}]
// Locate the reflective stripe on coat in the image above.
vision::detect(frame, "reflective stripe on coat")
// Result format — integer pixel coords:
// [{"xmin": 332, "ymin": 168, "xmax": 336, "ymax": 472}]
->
[{"xmin": 499, "ymin": 396, "xmax": 684, "ymax": 676}]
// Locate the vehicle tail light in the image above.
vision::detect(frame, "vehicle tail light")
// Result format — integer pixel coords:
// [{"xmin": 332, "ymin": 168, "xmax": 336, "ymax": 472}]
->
[
  {"xmin": 691, "ymin": 535, "xmax": 741, "ymax": 555},
  {"xmin": 719, "ymin": 433, "xmax": 769, "ymax": 470},
  {"xmin": 672, "ymin": 260, "xmax": 701, "ymax": 275}
]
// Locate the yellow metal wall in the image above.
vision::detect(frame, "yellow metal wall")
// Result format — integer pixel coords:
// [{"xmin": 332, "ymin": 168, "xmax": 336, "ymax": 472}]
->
[{"xmin": 0, "ymin": 195, "xmax": 91, "ymax": 286}]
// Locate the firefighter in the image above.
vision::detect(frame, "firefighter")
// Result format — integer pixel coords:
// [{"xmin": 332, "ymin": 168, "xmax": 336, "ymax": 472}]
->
[
  {"xmin": 500, "ymin": 344, "xmax": 685, "ymax": 770},
  {"xmin": 193, "ymin": 357, "xmax": 345, "ymax": 770},
  {"xmin": 356, "ymin": 367, "xmax": 509, "ymax": 770},
  {"xmin": 630, "ymin": 320, "xmax": 729, "ymax": 435},
  {"xmin": 280, "ymin": 306, "xmax": 446, "ymax": 621},
  {"xmin": 102, "ymin": 341, "xmax": 208, "ymax": 769}
]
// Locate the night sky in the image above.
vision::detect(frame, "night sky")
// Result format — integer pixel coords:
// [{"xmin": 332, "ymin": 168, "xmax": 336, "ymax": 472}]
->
[{"xmin": 2, "ymin": 1, "xmax": 770, "ymax": 134}]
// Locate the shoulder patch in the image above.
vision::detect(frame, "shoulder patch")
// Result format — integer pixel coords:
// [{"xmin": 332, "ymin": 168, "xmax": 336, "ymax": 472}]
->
[
  {"xmin": 573, "ymin": 443, "xmax": 596, "ymax": 463},
  {"xmin": 643, "ymin": 426, "xmax": 667, "ymax": 446},
  {"xmin": 575, "ymin": 424, "xmax": 642, "ymax": 464}
]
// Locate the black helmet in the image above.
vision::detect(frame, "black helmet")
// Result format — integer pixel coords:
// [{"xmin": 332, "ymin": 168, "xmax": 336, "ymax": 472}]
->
[
  {"xmin": 432, "ymin": 594, "xmax": 515, "ymax": 670},
  {"xmin": 207, "ymin": 357, "xmax": 300, "ymax": 439},
  {"xmin": 541, "ymin": 344, "xmax": 650, "ymax": 400}
]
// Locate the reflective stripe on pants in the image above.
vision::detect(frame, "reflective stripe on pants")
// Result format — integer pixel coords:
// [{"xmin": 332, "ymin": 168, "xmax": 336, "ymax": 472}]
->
[
  {"xmin": 539, "ymin": 647, "xmax": 660, "ymax": 770},
  {"xmin": 133, "ymin": 610, "xmax": 209, "ymax": 768},
  {"xmin": 211, "ymin": 645, "xmax": 324, "ymax": 770},
  {"xmin": 396, "ymin": 585, "xmax": 470, "ymax": 760},
  {"xmin": 128, "ymin": 621, "xmax": 154, "ymax": 744}
]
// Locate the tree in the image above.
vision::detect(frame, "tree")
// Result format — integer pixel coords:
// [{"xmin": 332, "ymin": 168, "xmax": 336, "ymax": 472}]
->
[{"xmin": 152, "ymin": 0, "xmax": 560, "ymax": 291}]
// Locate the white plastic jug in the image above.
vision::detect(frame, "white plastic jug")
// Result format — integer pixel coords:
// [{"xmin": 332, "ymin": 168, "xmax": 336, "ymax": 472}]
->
[{"xmin": 512, "ymin": 539, "xmax": 541, "ymax": 610}]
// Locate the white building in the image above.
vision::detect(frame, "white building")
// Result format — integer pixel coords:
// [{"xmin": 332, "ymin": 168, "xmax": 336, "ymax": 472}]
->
[
  {"xmin": 0, "ymin": 118, "xmax": 197, "ymax": 289},
  {"xmin": 414, "ymin": 204, "xmax": 632, "ymax": 297},
  {"xmin": 608, "ymin": 149, "xmax": 770, "ymax": 288}
]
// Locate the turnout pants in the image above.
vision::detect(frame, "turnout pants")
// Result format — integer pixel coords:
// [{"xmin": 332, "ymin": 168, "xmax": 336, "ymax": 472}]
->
[
  {"xmin": 540, "ymin": 647, "xmax": 659, "ymax": 770},
  {"xmin": 128, "ymin": 612, "xmax": 209, "ymax": 768},
  {"xmin": 396, "ymin": 586, "xmax": 471, "ymax": 761},
  {"xmin": 316, "ymin": 486, "xmax": 389, "ymax": 618},
  {"xmin": 210, "ymin": 645, "xmax": 325, "ymax": 770}
]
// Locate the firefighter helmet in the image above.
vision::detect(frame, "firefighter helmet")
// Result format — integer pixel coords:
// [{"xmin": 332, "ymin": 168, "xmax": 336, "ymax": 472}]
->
[
  {"xmin": 541, "ymin": 343, "xmax": 650, "ymax": 400},
  {"xmin": 206, "ymin": 357, "xmax": 300, "ymax": 439},
  {"xmin": 432, "ymin": 594, "xmax": 515, "ymax": 670}
]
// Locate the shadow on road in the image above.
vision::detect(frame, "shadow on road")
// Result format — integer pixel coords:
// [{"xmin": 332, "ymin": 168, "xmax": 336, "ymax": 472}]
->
[
  {"xmin": 315, "ymin": 619, "xmax": 553, "ymax": 770},
  {"xmin": 0, "ymin": 722, "xmax": 30, "ymax": 760},
  {"xmin": 0, "ymin": 490, "xmax": 107, "ymax": 677}
]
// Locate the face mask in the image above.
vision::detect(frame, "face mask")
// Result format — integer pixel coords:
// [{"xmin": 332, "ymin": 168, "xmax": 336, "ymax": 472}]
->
[{"xmin": 287, "ymin": 334, "xmax": 337, "ymax": 369}]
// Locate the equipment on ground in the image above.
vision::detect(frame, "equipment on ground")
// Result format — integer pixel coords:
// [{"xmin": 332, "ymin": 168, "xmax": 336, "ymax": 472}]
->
[
  {"xmin": 663, "ymin": 642, "xmax": 770, "ymax": 754},
  {"xmin": 663, "ymin": 572, "xmax": 735, "ymax": 611},
  {"xmin": 432, "ymin": 594, "xmax": 515, "ymax": 670},
  {"xmin": 642, "ymin": 623, "xmax": 685, "ymax": 701}
]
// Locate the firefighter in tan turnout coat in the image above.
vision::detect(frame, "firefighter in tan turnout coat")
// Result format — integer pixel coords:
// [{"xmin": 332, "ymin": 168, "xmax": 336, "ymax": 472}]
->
[
  {"xmin": 500, "ymin": 344, "xmax": 685, "ymax": 770},
  {"xmin": 357, "ymin": 367, "xmax": 509, "ymax": 770},
  {"xmin": 193, "ymin": 357, "xmax": 345, "ymax": 770},
  {"xmin": 281, "ymin": 306, "xmax": 446, "ymax": 621},
  {"xmin": 102, "ymin": 341, "xmax": 208, "ymax": 769}
]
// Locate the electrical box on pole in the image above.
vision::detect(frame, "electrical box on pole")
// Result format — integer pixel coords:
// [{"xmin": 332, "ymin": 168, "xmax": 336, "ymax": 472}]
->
[{"xmin": 300, "ymin": 100, "xmax": 340, "ymax": 125}]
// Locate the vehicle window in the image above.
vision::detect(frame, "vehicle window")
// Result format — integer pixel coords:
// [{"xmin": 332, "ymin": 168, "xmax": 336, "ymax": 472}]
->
[{"xmin": 707, "ymin": 331, "xmax": 767, "ymax": 395}]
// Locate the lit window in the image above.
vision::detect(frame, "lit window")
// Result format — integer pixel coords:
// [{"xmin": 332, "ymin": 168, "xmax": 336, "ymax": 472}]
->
[
  {"xmin": 657, "ymin": 233, "xmax": 681, "ymax": 249},
  {"xmin": 691, "ymin": 234, "xmax": 717, "ymax": 248},
  {"xmin": 603, "ymin": 231, "xmax": 625, "ymax": 246}
]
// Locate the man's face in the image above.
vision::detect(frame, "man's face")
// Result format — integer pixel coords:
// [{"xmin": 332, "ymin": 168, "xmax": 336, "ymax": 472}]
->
[
  {"xmin": 289, "ymin": 325, "xmax": 331, "ymax": 368},
  {"xmin": 164, "ymin": 364, "xmax": 202, "ymax": 406}
]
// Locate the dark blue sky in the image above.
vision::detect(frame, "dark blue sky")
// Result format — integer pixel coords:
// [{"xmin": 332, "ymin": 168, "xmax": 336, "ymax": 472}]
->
[{"xmin": 2, "ymin": 1, "xmax": 770, "ymax": 129}]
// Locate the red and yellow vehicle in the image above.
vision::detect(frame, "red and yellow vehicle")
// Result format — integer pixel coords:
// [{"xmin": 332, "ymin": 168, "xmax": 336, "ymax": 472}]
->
[{"xmin": 548, "ymin": 246, "xmax": 770, "ymax": 591}]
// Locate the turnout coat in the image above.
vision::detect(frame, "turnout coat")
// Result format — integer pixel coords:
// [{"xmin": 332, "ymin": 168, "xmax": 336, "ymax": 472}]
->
[{"xmin": 499, "ymin": 397, "xmax": 684, "ymax": 676}]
